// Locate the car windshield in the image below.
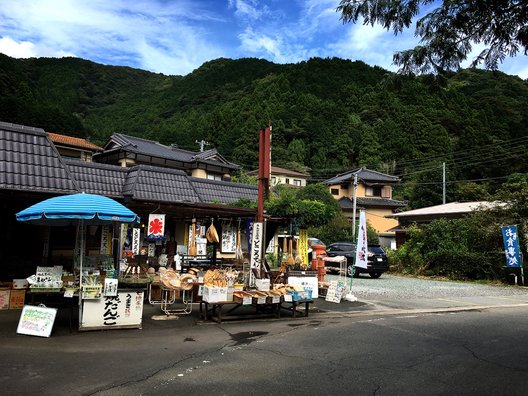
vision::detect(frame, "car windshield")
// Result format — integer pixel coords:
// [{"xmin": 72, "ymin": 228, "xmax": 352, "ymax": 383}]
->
[{"xmin": 368, "ymin": 246, "xmax": 385, "ymax": 254}]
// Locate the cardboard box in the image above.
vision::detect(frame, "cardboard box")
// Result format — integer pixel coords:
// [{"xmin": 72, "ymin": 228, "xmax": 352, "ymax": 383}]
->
[
  {"xmin": 255, "ymin": 279, "xmax": 270, "ymax": 291},
  {"xmin": 9, "ymin": 289, "xmax": 25, "ymax": 309},
  {"xmin": 203, "ymin": 286, "xmax": 228, "ymax": 302},
  {"xmin": 0, "ymin": 289, "xmax": 10, "ymax": 310}
]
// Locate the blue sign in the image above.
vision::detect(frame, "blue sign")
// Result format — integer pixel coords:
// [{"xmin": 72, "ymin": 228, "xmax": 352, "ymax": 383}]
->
[{"xmin": 501, "ymin": 225, "xmax": 522, "ymax": 267}]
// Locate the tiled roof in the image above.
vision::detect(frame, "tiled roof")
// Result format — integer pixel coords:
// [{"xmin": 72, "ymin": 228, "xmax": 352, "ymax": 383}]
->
[
  {"xmin": 338, "ymin": 196, "xmax": 406, "ymax": 209},
  {"xmin": 325, "ymin": 167, "xmax": 399, "ymax": 185},
  {"xmin": 190, "ymin": 177, "xmax": 258, "ymax": 204},
  {"xmin": 48, "ymin": 132, "xmax": 103, "ymax": 151},
  {"xmin": 0, "ymin": 121, "xmax": 79, "ymax": 194},
  {"xmin": 98, "ymin": 133, "xmax": 239, "ymax": 170},
  {"xmin": 122, "ymin": 165, "xmax": 200, "ymax": 203},
  {"xmin": 0, "ymin": 121, "xmax": 257, "ymax": 206},
  {"xmin": 64, "ymin": 159, "xmax": 128, "ymax": 197}
]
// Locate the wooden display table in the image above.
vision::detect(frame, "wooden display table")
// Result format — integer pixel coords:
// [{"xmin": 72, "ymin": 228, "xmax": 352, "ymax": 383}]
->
[
  {"xmin": 279, "ymin": 299, "xmax": 313, "ymax": 318},
  {"xmin": 199, "ymin": 300, "xmax": 281, "ymax": 323}
]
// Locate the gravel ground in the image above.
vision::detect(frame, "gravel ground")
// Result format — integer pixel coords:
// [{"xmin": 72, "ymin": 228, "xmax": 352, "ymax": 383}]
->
[{"xmin": 325, "ymin": 272, "xmax": 528, "ymax": 300}]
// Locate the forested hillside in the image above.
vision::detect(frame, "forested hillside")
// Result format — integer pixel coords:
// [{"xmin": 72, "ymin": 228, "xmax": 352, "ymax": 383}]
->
[{"xmin": 1, "ymin": 53, "xmax": 527, "ymax": 208}]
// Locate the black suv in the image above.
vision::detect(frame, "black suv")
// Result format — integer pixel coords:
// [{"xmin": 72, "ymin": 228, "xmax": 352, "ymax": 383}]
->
[{"xmin": 325, "ymin": 242, "xmax": 389, "ymax": 278}]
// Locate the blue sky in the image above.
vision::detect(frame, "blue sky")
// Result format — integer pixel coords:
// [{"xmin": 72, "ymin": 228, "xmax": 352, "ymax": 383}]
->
[{"xmin": 0, "ymin": 0, "xmax": 526, "ymax": 78}]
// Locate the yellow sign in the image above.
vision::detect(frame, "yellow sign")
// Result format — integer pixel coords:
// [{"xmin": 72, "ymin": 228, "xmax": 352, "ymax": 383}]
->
[{"xmin": 299, "ymin": 229, "xmax": 309, "ymax": 266}]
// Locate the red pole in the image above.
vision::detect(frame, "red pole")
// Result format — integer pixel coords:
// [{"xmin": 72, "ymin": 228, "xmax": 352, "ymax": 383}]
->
[{"xmin": 257, "ymin": 126, "xmax": 271, "ymax": 222}]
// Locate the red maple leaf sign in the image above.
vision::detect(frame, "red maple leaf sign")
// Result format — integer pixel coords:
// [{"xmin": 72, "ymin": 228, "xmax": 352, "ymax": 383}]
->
[{"xmin": 149, "ymin": 218, "xmax": 163, "ymax": 235}]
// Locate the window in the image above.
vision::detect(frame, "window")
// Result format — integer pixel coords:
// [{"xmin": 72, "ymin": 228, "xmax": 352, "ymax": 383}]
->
[
  {"xmin": 207, "ymin": 173, "xmax": 222, "ymax": 181},
  {"xmin": 271, "ymin": 176, "xmax": 277, "ymax": 184},
  {"xmin": 293, "ymin": 179, "xmax": 302, "ymax": 186},
  {"xmin": 285, "ymin": 178, "xmax": 290, "ymax": 184},
  {"xmin": 365, "ymin": 186, "xmax": 382, "ymax": 197},
  {"xmin": 331, "ymin": 188, "xmax": 339, "ymax": 195}
]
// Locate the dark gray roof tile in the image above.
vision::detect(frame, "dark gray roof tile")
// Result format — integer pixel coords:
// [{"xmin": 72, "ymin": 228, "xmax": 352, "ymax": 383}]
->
[
  {"xmin": 0, "ymin": 121, "xmax": 79, "ymax": 194},
  {"xmin": 191, "ymin": 177, "xmax": 258, "ymax": 204},
  {"xmin": 325, "ymin": 167, "xmax": 399, "ymax": 185}
]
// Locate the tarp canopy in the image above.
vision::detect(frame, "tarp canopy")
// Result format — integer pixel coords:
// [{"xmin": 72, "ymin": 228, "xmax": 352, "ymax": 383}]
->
[{"xmin": 16, "ymin": 193, "xmax": 140, "ymax": 225}]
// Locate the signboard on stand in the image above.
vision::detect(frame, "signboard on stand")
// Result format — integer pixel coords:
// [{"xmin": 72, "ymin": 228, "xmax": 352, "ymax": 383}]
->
[
  {"xmin": 325, "ymin": 280, "xmax": 346, "ymax": 303},
  {"xmin": 17, "ymin": 305, "xmax": 58, "ymax": 337},
  {"xmin": 81, "ymin": 290, "xmax": 144, "ymax": 330}
]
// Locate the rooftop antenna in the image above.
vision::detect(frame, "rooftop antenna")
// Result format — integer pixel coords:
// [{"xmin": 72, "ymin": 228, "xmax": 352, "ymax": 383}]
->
[{"xmin": 195, "ymin": 139, "xmax": 210, "ymax": 152}]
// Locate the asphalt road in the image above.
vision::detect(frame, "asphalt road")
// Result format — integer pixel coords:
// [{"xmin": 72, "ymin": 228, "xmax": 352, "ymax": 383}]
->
[{"xmin": 1, "ymin": 274, "xmax": 527, "ymax": 395}]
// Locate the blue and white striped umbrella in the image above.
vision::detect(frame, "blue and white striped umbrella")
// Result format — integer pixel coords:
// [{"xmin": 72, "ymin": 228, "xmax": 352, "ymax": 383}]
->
[{"xmin": 16, "ymin": 193, "xmax": 140, "ymax": 225}]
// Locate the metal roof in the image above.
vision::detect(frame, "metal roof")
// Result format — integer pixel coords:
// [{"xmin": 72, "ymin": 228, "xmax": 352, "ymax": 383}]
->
[{"xmin": 387, "ymin": 201, "xmax": 501, "ymax": 219}]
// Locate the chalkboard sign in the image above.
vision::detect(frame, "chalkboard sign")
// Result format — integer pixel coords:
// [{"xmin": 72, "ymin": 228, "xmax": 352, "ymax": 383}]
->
[{"xmin": 17, "ymin": 305, "xmax": 58, "ymax": 337}]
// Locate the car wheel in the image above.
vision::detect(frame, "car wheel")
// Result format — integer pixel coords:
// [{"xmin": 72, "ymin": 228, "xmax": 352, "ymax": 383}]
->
[
  {"xmin": 346, "ymin": 265, "xmax": 354, "ymax": 277},
  {"xmin": 369, "ymin": 272, "xmax": 382, "ymax": 279}
]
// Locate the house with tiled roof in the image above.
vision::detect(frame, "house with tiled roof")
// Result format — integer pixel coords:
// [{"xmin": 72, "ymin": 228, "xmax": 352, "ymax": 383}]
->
[
  {"xmin": 93, "ymin": 133, "xmax": 240, "ymax": 181},
  {"xmin": 0, "ymin": 121, "xmax": 257, "ymax": 280},
  {"xmin": 48, "ymin": 132, "xmax": 103, "ymax": 161},
  {"xmin": 324, "ymin": 167, "xmax": 406, "ymax": 247}
]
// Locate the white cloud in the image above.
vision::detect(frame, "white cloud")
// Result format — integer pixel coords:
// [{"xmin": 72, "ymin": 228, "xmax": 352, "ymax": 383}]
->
[
  {"xmin": 228, "ymin": 0, "xmax": 264, "ymax": 21},
  {"xmin": 0, "ymin": 37, "xmax": 37, "ymax": 58},
  {"xmin": 0, "ymin": 36, "xmax": 76, "ymax": 58},
  {"xmin": 0, "ymin": 0, "xmax": 225, "ymax": 75}
]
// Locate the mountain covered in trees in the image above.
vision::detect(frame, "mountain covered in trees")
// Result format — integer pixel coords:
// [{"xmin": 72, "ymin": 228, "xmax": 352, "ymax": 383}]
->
[{"xmin": 1, "ymin": 53, "xmax": 527, "ymax": 208}]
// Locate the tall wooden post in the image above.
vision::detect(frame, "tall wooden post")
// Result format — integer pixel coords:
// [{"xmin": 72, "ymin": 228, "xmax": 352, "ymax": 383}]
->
[{"xmin": 257, "ymin": 126, "xmax": 271, "ymax": 222}]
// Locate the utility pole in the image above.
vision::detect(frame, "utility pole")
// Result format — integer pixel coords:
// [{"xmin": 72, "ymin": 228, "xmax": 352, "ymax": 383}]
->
[
  {"xmin": 352, "ymin": 172, "xmax": 358, "ymax": 239},
  {"xmin": 195, "ymin": 139, "xmax": 209, "ymax": 152},
  {"xmin": 442, "ymin": 162, "xmax": 446, "ymax": 204}
]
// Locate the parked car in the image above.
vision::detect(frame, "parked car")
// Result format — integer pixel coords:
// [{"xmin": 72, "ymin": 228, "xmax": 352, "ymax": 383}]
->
[{"xmin": 325, "ymin": 242, "xmax": 389, "ymax": 278}]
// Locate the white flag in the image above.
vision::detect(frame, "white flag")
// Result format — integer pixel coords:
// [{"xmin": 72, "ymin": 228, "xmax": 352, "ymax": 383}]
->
[{"xmin": 355, "ymin": 211, "xmax": 368, "ymax": 269}]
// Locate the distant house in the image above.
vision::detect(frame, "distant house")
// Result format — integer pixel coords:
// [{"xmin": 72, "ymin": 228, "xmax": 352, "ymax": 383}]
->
[
  {"xmin": 93, "ymin": 133, "xmax": 240, "ymax": 180},
  {"xmin": 386, "ymin": 201, "xmax": 500, "ymax": 248},
  {"xmin": 324, "ymin": 167, "xmax": 406, "ymax": 247},
  {"xmin": 48, "ymin": 132, "xmax": 103, "ymax": 161},
  {"xmin": 248, "ymin": 166, "xmax": 309, "ymax": 187}
]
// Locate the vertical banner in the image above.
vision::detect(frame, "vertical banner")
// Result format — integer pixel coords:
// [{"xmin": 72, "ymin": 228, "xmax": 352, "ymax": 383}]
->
[
  {"xmin": 246, "ymin": 219, "xmax": 254, "ymax": 252},
  {"xmin": 502, "ymin": 225, "xmax": 521, "ymax": 267},
  {"xmin": 355, "ymin": 211, "xmax": 368, "ymax": 269},
  {"xmin": 132, "ymin": 228, "xmax": 141, "ymax": 255},
  {"xmin": 100, "ymin": 226, "xmax": 112, "ymax": 255},
  {"xmin": 221, "ymin": 223, "xmax": 236, "ymax": 253},
  {"xmin": 249, "ymin": 222, "xmax": 263, "ymax": 286},
  {"xmin": 148, "ymin": 214, "xmax": 165, "ymax": 241},
  {"xmin": 120, "ymin": 224, "xmax": 128, "ymax": 258},
  {"xmin": 299, "ymin": 228, "xmax": 309, "ymax": 266}
]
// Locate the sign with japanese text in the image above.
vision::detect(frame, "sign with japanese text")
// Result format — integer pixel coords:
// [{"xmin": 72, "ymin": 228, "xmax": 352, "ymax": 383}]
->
[
  {"xmin": 249, "ymin": 222, "xmax": 263, "ymax": 286},
  {"xmin": 355, "ymin": 211, "xmax": 368, "ymax": 269},
  {"xmin": 299, "ymin": 229, "xmax": 309, "ymax": 266},
  {"xmin": 502, "ymin": 225, "xmax": 522, "ymax": 267},
  {"xmin": 81, "ymin": 290, "xmax": 144, "ymax": 330},
  {"xmin": 132, "ymin": 228, "xmax": 141, "ymax": 255},
  {"xmin": 17, "ymin": 305, "xmax": 57, "ymax": 337},
  {"xmin": 100, "ymin": 226, "xmax": 112, "ymax": 255},
  {"xmin": 148, "ymin": 214, "xmax": 165, "ymax": 241},
  {"xmin": 221, "ymin": 224, "xmax": 236, "ymax": 253}
]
